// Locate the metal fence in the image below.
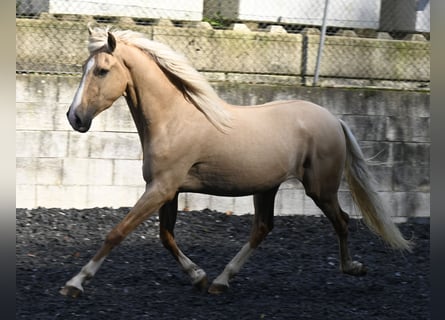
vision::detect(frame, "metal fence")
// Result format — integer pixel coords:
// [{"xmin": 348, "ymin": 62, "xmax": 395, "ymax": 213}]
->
[{"xmin": 16, "ymin": 0, "xmax": 430, "ymax": 89}]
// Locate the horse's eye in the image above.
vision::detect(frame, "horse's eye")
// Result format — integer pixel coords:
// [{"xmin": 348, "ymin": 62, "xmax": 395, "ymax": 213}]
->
[{"xmin": 96, "ymin": 68, "xmax": 109, "ymax": 77}]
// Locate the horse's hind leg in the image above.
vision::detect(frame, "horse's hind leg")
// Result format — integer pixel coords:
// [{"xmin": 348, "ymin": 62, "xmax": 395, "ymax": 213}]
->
[
  {"xmin": 302, "ymin": 151, "xmax": 367, "ymax": 277},
  {"xmin": 208, "ymin": 186, "xmax": 279, "ymax": 294},
  {"xmin": 311, "ymin": 194, "xmax": 367, "ymax": 276},
  {"xmin": 159, "ymin": 194, "xmax": 208, "ymax": 291}
]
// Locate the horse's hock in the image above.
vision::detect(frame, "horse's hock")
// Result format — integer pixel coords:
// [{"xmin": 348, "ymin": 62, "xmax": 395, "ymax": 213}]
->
[{"xmin": 16, "ymin": 71, "xmax": 430, "ymax": 218}]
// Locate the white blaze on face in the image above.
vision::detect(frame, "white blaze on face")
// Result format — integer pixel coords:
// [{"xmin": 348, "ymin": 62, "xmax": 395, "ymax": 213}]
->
[{"xmin": 68, "ymin": 57, "xmax": 95, "ymax": 119}]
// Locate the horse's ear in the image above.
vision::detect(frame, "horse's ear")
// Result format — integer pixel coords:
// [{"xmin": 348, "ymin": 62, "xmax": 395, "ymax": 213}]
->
[
  {"xmin": 107, "ymin": 32, "xmax": 116, "ymax": 53},
  {"xmin": 87, "ymin": 24, "xmax": 93, "ymax": 35}
]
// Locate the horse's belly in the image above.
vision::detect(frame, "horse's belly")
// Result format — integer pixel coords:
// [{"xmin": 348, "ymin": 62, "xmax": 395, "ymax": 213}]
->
[{"xmin": 179, "ymin": 154, "xmax": 298, "ymax": 196}]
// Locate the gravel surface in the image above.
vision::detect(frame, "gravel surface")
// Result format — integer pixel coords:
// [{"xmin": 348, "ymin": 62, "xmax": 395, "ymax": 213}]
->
[{"xmin": 16, "ymin": 207, "xmax": 429, "ymax": 320}]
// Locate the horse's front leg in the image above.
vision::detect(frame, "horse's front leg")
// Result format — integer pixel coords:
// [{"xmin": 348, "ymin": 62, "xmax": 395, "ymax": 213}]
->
[
  {"xmin": 159, "ymin": 194, "xmax": 208, "ymax": 291},
  {"xmin": 59, "ymin": 183, "xmax": 176, "ymax": 297},
  {"xmin": 208, "ymin": 187, "xmax": 279, "ymax": 294}
]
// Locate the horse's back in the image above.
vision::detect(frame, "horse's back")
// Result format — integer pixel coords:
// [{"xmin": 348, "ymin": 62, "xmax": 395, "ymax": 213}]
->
[
  {"xmin": 181, "ymin": 100, "xmax": 346, "ymax": 195},
  {"xmin": 230, "ymin": 99, "xmax": 343, "ymax": 143},
  {"xmin": 218, "ymin": 99, "xmax": 346, "ymax": 169}
]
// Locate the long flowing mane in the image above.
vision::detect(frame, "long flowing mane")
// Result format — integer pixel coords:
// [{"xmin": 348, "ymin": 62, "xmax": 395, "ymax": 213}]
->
[{"xmin": 87, "ymin": 26, "xmax": 232, "ymax": 131}]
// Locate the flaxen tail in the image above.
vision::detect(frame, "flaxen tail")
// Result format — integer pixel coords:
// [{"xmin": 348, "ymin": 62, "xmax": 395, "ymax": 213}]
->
[{"xmin": 339, "ymin": 120, "xmax": 413, "ymax": 252}]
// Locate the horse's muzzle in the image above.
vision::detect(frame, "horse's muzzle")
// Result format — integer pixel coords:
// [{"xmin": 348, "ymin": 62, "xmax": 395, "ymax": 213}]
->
[{"xmin": 66, "ymin": 109, "xmax": 92, "ymax": 133}]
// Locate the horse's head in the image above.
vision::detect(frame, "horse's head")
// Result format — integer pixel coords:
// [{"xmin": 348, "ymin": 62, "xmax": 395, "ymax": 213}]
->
[{"xmin": 67, "ymin": 32, "xmax": 127, "ymax": 132}]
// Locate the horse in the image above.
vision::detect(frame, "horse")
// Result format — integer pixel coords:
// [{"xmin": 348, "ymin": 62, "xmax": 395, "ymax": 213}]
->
[{"xmin": 60, "ymin": 26, "xmax": 412, "ymax": 297}]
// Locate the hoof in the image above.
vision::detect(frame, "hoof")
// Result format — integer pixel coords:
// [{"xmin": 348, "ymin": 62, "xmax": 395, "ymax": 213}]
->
[
  {"xmin": 193, "ymin": 275, "xmax": 209, "ymax": 293},
  {"xmin": 342, "ymin": 261, "xmax": 367, "ymax": 277},
  {"xmin": 208, "ymin": 282, "xmax": 229, "ymax": 295},
  {"xmin": 59, "ymin": 285, "xmax": 83, "ymax": 298}
]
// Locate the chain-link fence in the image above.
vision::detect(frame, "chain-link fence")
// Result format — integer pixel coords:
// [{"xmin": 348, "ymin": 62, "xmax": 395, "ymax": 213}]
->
[{"xmin": 16, "ymin": 0, "xmax": 430, "ymax": 89}]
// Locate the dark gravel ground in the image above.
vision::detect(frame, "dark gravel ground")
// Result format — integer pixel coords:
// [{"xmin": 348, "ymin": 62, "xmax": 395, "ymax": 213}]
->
[{"xmin": 16, "ymin": 207, "xmax": 429, "ymax": 320}]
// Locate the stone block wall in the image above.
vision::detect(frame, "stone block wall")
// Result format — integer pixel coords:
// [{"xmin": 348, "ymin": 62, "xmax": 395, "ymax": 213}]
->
[
  {"xmin": 16, "ymin": 74, "xmax": 430, "ymax": 218},
  {"xmin": 16, "ymin": 18, "xmax": 430, "ymax": 89}
]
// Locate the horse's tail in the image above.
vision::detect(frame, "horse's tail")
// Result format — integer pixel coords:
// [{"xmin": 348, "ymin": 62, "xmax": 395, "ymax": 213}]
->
[{"xmin": 339, "ymin": 119, "xmax": 413, "ymax": 252}]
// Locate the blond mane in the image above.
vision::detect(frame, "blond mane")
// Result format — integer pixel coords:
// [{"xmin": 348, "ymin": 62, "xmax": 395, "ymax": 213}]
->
[{"xmin": 88, "ymin": 26, "xmax": 232, "ymax": 131}]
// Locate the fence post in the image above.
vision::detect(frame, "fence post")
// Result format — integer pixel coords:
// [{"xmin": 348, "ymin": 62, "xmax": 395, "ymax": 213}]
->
[{"xmin": 313, "ymin": 0, "xmax": 330, "ymax": 86}]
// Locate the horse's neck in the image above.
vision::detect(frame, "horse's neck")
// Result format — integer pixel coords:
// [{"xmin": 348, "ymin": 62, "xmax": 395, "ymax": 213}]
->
[
  {"xmin": 121, "ymin": 48, "xmax": 193, "ymax": 145},
  {"xmin": 124, "ymin": 94, "xmax": 148, "ymax": 144}
]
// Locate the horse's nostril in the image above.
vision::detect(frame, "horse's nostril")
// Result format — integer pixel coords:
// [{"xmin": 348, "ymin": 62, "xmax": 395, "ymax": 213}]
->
[
  {"xmin": 75, "ymin": 113, "xmax": 83, "ymax": 127},
  {"xmin": 68, "ymin": 110, "xmax": 91, "ymax": 133},
  {"xmin": 67, "ymin": 107, "xmax": 90, "ymax": 132}
]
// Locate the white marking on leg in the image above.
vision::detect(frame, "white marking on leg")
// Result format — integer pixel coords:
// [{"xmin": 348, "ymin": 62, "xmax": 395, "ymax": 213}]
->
[
  {"xmin": 177, "ymin": 249, "xmax": 206, "ymax": 285},
  {"xmin": 64, "ymin": 256, "xmax": 105, "ymax": 291},
  {"xmin": 212, "ymin": 242, "xmax": 254, "ymax": 287},
  {"xmin": 67, "ymin": 57, "xmax": 95, "ymax": 121}
]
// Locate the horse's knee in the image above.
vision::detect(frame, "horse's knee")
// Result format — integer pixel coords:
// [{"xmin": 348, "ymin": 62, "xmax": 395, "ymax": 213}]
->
[
  {"xmin": 250, "ymin": 222, "xmax": 271, "ymax": 248},
  {"xmin": 105, "ymin": 229, "xmax": 125, "ymax": 247},
  {"xmin": 159, "ymin": 228, "xmax": 172, "ymax": 247},
  {"xmin": 160, "ymin": 228, "xmax": 179, "ymax": 256}
]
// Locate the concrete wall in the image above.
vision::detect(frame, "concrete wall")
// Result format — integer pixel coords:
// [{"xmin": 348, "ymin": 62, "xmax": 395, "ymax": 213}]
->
[
  {"xmin": 16, "ymin": 19, "xmax": 430, "ymax": 89},
  {"xmin": 16, "ymin": 74, "xmax": 430, "ymax": 218}
]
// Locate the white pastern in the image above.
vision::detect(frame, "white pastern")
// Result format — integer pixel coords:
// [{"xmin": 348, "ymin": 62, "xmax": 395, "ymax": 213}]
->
[
  {"xmin": 65, "ymin": 257, "xmax": 105, "ymax": 290},
  {"xmin": 213, "ymin": 242, "xmax": 253, "ymax": 287},
  {"xmin": 177, "ymin": 250, "xmax": 206, "ymax": 284}
]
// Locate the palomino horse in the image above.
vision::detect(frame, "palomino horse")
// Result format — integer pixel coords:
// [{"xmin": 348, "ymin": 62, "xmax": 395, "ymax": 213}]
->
[{"xmin": 60, "ymin": 26, "xmax": 411, "ymax": 297}]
